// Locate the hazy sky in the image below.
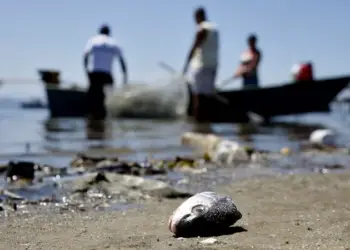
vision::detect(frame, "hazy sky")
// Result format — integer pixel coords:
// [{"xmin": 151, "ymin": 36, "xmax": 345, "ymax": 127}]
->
[{"xmin": 0, "ymin": 0, "xmax": 349, "ymax": 97}]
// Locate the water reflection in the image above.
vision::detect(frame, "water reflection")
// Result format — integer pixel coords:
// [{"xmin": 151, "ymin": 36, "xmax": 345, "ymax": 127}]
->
[
  {"xmin": 189, "ymin": 122, "xmax": 257, "ymax": 142},
  {"xmin": 44, "ymin": 118, "xmax": 78, "ymax": 133},
  {"xmin": 43, "ymin": 118, "xmax": 114, "ymax": 141},
  {"xmin": 189, "ymin": 119, "xmax": 322, "ymax": 140},
  {"xmin": 36, "ymin": 112, "xmax": 350, "ymax": 157},
  {"xmin": 85, "ymin": 118, "xmax": 112, "ymax": 140},
  {"xmin": 237, "ymin": 123, "xmax": 258, "ymax": 134},
  {"xmin": 191, "ymin": 122, "xmax": 213, "ymax": 134}
]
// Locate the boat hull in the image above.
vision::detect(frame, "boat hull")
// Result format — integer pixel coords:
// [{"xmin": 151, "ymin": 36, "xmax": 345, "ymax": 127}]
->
[
  {"xmin": 187, "ymin": 76, "xmax": 350, "ymax": 123},
  {"xmin": 45, "ymin": 76, "xmax": 350, "ymax": 123},
  {"xmin": 46, "ymin": 87, "xmax": 87, "ymax": 118}
]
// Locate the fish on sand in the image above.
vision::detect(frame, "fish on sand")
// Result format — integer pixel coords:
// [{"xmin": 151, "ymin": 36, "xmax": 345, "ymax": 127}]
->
[{"xmin": 168, "ymin": 191, "xmax": 242, "ymax": 237}]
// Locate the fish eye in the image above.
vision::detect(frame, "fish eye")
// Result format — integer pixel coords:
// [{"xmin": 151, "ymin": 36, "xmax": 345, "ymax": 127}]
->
[{"xmin": 191, "ymin": 204, "xmax": 208, "ymax": 216}]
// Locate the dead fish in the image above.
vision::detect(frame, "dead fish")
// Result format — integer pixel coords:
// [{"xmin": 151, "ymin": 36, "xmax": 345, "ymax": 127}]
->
[{"xmin": 168, "ymin": 191, "xmax": 242, "ymax": 237}]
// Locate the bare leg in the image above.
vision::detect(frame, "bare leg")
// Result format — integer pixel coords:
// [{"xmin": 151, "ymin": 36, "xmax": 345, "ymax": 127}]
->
[{"xmin": 192, "ymin": 94, "xmax": 200, "ymax": 121}]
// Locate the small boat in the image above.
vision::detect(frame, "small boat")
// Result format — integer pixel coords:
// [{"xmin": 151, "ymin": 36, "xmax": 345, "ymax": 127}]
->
[
  {"xmin": 20, "ymin": 98, "xmax": 47, "ymax": 109},
  {"xmin": 38, "ymin": 70, "xmax": 350, "ymax": 123},
  {"xmin": 186, "ymin": 75, "xmax": 350, "ymax": 123},
  {"xmin": 39, "ymin": 70, "xmax": 87, "ymax": 117}
]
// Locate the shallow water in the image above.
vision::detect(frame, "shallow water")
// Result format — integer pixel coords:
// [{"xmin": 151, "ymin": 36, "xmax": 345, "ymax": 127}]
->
[
  {"xmin": 0, "ymin": 93, "xmax": 350, "ymax": 203},
  {"xmin": 1, "ymin": 103, "xmax": 349, "ymax": 160}
]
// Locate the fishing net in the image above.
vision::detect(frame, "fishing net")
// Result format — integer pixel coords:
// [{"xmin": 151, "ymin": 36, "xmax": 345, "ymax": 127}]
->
[{"xmin": 105, "ymin": 75, "xmax": 190, "ymax": 119}]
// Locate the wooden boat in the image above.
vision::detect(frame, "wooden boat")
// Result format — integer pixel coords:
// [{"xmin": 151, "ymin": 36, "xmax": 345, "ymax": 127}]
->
[
  {"xmin": 38, "ymin": 70, "xmax": 350, "ymax": 123},
  {"xmin": 39, "ymin": 70, "xmax": 87, "ymax": 117},
  {"xmin": 186, "ymin": 75, "xmax": 350, "ymax": 123}
]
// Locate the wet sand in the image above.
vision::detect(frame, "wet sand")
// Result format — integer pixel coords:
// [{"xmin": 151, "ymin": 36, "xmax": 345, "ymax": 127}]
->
[{"xmin": 0, "ymin": 172, "xmax": 349, "ymax": 250}]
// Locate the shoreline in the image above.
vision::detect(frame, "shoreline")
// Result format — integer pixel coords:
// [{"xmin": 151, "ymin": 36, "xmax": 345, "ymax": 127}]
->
[{"xmin": 1, "ymin": 171, "xmax": 349, "ymax": 250}]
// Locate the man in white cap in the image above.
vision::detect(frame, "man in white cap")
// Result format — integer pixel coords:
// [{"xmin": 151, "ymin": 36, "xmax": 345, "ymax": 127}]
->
[{"xmin": 83, "ymin": 24, "xmax": 128, "ymax": 120}]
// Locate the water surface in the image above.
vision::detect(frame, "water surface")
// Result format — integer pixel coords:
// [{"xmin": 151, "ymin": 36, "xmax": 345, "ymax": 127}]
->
[{"xmin": 0, "ymin": 90, "xmax": 350, "ymax": 202}]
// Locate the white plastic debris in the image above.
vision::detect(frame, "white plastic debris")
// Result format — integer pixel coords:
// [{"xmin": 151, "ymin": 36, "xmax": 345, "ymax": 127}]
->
[
  {"xmin": 309, "ymin": 129, "xmax": 336, "ymax": 146},
  {"xmin": 181, "ymin": 132, "xmax": 250, "ymax": 164},
  {"xmin": 200, "ymin": 237, "xmax": 218, "ymax": 244},
  {"xmin": 212, "ymin": 140, "xmax": 249, "ymax": 164}
]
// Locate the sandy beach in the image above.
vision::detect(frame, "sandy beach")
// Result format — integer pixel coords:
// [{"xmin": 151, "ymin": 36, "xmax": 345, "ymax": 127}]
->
[{"xmin": 0, "ymin": 172, "xmax": 349, "ymax": 250}]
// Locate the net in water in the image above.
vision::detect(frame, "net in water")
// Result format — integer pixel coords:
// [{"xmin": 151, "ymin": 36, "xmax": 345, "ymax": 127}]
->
[{"xmin": 105, "ymin": 75, "xmax": 190, "ymax": 119}]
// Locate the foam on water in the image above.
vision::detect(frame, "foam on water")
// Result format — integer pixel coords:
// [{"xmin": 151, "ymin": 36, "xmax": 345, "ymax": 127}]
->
[{"xmin": 105, "ymin": 75, "xmax": 190, "ymax": 119}]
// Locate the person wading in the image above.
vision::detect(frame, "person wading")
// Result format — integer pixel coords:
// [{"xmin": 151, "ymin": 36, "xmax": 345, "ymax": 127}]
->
[
  {"xmin": 233, "ymin": 34, "xmax": 261, "ymax": 88},
  {"xmin": 183, "ymin": 7, "xmax": 219, "ymax": 122},
  {"xmin": 83, "ymin": 24, "xmax": 128, "ymax": 121}
]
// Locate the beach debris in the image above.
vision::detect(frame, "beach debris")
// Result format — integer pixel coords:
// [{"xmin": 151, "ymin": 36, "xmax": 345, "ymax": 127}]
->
[
  {"xmin": 0, "ymin": 189, "xmax": 24, "ymax": 201},
  {"xmin": 0, "ymin": 189, "xmax": 23, "ymax": 213},
  {"xmin": 309, "ymin": 129, "xmax": 336, "ymax": 147},
  {"xmin": 213, "ymin": 140, "xmax": 250, "ymax": 163},
  {"xmin": 62, "ymin": 172, "xmax": 193, "ymax": 200},
  {"xmin": 0, "ymin": 202, "xmax": 17, "ymax": 213},
  {"xmin": 40, "ymin": 165, "xmax": 67, "ymax": 177},
  {"xmin": 181, "ymin": 132, "xmax": 221, "ymax": 153},
  {"xmin": 95, "ymin": 161, "xmax": 166, "ymax": 176},
  {"xmin": 168, "ymin": 191, "xmax": 242, "ymax": 237},
  {"xmin": 0, "ymin": 164, "xmax": 7, "ymax": 174},
  {"xmin": 5, "ymin": 161, "xmax": 38, "ymax": 182},
  {"xmin": 247, "ymin": 111, "xmax": 264, "ymax": 125},
  {"xmin": 280, "ymin": 147, "xmax": 292, "ymax": 156},
  {"xmin": 71, "ymin": 152, "xmax": 206, "ymax": 174},
  {"xmin": 313, "ymin": 163, "xmax": 345, "ymax": 174},
  {"xmin": 181, "ymin": 132, "xmax": 267, "ymax": 165},
  {"xmin": 70, "ymin": 153, "xmax": 119, "ymax": 168},
  {"xmin": 169, "ymin": 156, "xmax": 197, "ymax": 168},
  {"xmin": 299, "ymin": 129, "xmax": 340, "ymax": 153},
  {"xmin": 70, "ymin": 153, "xmax": 167, "ymax": 175},
  {"xmin": 200, "ymin": 237, "xmax": 219, "ymax": 245},
  {"xmin": 153, "ymin": 156, "xmax": 203, "ymax": 171},
  {"xmin": 324, "ymin": 164, "xmax": 344, "ymax": 170},
  {"xmin": 180, "ymin": 167, "xmax": 208, "ymax": 175},
  {"xmin": 3, "ymin": 161, "xmax": 67, "ymax": 183}
]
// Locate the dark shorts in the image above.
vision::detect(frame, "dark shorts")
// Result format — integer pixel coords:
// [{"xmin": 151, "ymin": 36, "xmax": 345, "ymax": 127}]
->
[
  {"xmin": 87, "ymin": 71, "xmax": 114, "ymax": 120},
  {"xmin": 192, "ymin": 94, "xmax": 214, "ymax": 122},
  {"xmin": 243, "ymin": 75, "xmax": 259, "ymax": 88}
]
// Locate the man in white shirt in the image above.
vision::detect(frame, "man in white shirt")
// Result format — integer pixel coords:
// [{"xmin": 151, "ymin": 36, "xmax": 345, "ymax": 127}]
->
[
  {"xmin": 83, "ymin": 24, "xmax": 128, "ymax": 120},
  {"xmin": 182, "ymin": 7, "xmax": 219, "ymax": 122}
]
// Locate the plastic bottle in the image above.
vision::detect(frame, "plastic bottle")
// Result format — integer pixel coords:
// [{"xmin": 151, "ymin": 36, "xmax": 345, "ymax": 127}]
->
[
  {"xmin": 309, "ymin": 129, "xmax": 336, "ymax": 146},
  {"xmin": 181, "ymin": 132, "xmax": 249, "ymax": 164}
]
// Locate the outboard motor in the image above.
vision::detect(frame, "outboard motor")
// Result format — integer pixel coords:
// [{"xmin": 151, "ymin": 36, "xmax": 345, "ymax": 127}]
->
[{"xmin": 291, "ymin": 62, "xmax": 314, "ymax": 82}]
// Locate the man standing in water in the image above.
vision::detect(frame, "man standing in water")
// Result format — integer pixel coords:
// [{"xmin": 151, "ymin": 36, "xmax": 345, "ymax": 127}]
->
[
  {"xmin": 183, "ymin": 7, "xmax": 219, "ymax": 122},
  {"xmin": 83, "ymin": 24, "xmax": 128, "ymax": 121},
  {"xmin": 233, "ymin": 34, "xmax": 261, "ymax": 88}
]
